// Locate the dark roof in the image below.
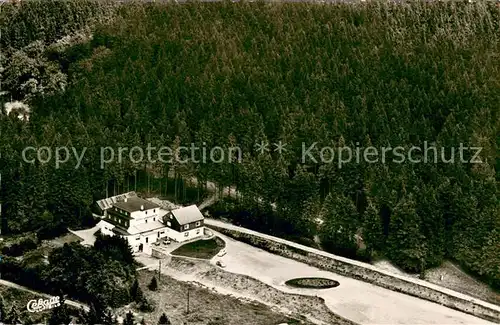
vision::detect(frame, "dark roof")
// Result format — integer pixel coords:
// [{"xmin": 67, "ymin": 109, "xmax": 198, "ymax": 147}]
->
[
  {"xmin": 170, "ymin": 205, "xmax": 204, "ymax": 225},
  {"xmin": 96, "ymin": 191, "xmax": 137, "ymax": 211},
  {"xmin": 112, "ymin": 197, "xmax": 159, "ymax": 213},
  {"xmin": 112, "ymin": 227, "xmax": 131, "ymax": 236}
]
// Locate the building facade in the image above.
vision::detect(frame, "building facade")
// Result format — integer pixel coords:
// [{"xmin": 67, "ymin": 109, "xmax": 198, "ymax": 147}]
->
[
  {"xmin": 98, "ymin": 197, "xmax": 205, "ymax": 251},
  {"xmin": 98, "ymin": 197, "xmax": 169, "ymax": 252},
  {"xmin": 162, "ymin": 204, "xmax": 205, "ymax": 242}
]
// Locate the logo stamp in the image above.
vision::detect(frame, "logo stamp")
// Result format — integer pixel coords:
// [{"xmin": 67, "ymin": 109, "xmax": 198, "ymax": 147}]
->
[{"xmin": 27, "ymin": 296, "xmax": 61, "ymax": 312}]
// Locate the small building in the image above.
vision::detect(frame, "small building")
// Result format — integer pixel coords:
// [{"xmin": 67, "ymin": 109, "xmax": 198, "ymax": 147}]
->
[
  {"xmin": 98, "ymin": 196, "xmax": 169, "ymax": 253},
  {"xmin": 162, "ymin": 205, "xmax": 205, "ymax": 242}
]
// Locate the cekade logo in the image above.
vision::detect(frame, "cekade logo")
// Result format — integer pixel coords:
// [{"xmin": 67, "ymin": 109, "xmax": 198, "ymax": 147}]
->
[{"xmin": 27, "ymin": 296, "xmax": 61, "ymax": 312}]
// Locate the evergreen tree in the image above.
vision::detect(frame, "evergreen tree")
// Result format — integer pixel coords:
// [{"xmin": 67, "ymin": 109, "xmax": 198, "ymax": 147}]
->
[
  {"xmin": 387, "ymin": 194, "xmax": 428, "ymax": 273},
  {"xmin": 130, "ymin": 278, "xmax": 144, "ymax": 302},
  {"xmin": 362, "ymin": 201, "xmax": 385, "ymax": 254},
  {"xmin": 148, "ymin": 276, "xmax": 158, "ymax": 291},
  {"xmin": 158, "ymin": 313, "xmax": 171, "ymax": 325},
  {"xmin": 320, "ymin": 192, "xmax": 360, "ymax": 258},
  {"xmin": 123, "ymin": 311, "xmax": 135, "ymax": 325}
]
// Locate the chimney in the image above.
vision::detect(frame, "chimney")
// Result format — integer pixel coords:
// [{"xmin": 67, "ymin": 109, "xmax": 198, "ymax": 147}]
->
[
  {"xmin": 140, "ymin": 205, "xmax": 144, "ymax": 211},
  {"xmin": 124, "ymin": 198, "xmax": 128, "ymax": 202}
]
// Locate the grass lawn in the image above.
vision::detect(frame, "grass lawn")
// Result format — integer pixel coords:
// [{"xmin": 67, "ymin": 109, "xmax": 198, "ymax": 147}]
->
[{"xmin": 170, "ymin": 237, "xmax": 225, "ymax": 260}]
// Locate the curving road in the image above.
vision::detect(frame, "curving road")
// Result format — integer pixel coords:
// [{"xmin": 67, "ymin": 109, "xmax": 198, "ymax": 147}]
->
[{"xmin": 206, "ymin": 221, "xmax": 498, "ymax": 325}]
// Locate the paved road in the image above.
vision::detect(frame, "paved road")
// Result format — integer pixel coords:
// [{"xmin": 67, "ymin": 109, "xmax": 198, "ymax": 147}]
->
[
  {"xmin": 206, "ymin": 221, "xmax": 498, "ymax": 325},
  {"xmin": 0, "ymin": 279, "xmax": 89, "ymax": 312}
]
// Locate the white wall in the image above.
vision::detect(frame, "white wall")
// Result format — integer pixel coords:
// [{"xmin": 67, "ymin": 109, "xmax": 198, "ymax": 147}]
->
[
  {"xmin": 129, "ymin": 208, "xmax": 161, "ymax": 227},
  {"xmin": 167, "ymin": 226, "xmax": 205, "ymax": 242},
  {"xmin": 126, "ymin": 227, "xmax": 170, "ymax": 252},
  {"xmin": 99, "ymin": 220, "xmax": 115, "ymax": 236}
]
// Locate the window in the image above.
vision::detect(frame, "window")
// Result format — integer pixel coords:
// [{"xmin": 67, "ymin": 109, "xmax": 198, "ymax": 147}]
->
[
  {"xmin": 146, "ymin": 237, "xmax": 149, "ymax": 243},
  {"xmin": 154, "ymin": 209, "xmax": 156, "ymax": 213},
  {"xmin": 184, "ymin": 232, "xmax": 189, "ymax": 237},
  {"xmin": 184, "ymin": 224, "xmax": 189, "ymax": 230},
  {"xmin": 145, "ymin": 219, "xmax": 148, "ymax": 223},
  {"xmin": 196, "ymin": 229, "xmax": 200, "ymax": 234},
  {"xmin": 195, "ymin": 221, "xmax": 201, "ymax": 227},
  {"xmin": 153, "ymin": 217, "xmax": 155, "ymax": 221},
  {"xmin": 145, "ymin": 211, "xmax": 147, "ymax": 215},
  {"xmin": 136, "ymin": 237, "xmax": 140, "ymax": 241},
  {"xmin": 158, "ymin": 232, "xmax": 160, "ymax": 238}
]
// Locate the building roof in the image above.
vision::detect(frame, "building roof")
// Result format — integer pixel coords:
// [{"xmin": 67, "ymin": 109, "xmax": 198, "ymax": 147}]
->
[
  {"xmin": 112, "ymin": 197, "xmax": 159, "ymax": 213},
  {"xmin": 170, "ymin": 205, "xmax": 204, "ymax": 225},
  {"xmin": 128, "ymin": 221, "xmax": 167, "ymax": 235},
  {"xmin": 112, "ymin": 226, "xmax": 131, "ymax": 236},
  {"xmin": 96, "ymin": 191, "xmax": 137, "ymax": 211}
]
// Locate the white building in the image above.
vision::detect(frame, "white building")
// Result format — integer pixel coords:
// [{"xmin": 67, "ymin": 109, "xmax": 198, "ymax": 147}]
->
[
  {"xmin": 98, "ymin": 196, "xmax": 169, "ymax": 253},
  {"xmin": 97, "ymin": 196, "xmax": 205, "ymax": 252},
  {"xmin": 161, "ymin": 204, "xmax": 205, "ymax": 242}
]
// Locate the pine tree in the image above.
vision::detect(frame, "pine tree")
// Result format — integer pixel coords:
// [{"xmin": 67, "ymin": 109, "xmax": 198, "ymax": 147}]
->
[
  {"xmin": 130, "ymin": 278, "xmax": 143, "ymax": 302},
  {"xmin": 158, "ymin": 313, "xmax": 171, "ymax": 325},
  {"xmin": 387, "ymin": 194, "xmax": 428, "ymax": 273},
  {"xmin": 123, "ymin": 311, "xmax": 135, "ymax": 325},
  {"xmin": 362, "ymin": 201, "xmax": 385, "ymax": 254},
  {"xmin": 148, "ymin": 276, "xmax": 158, "ymax": 291},
  {"xmin": 320, "ymin": 192, "xmax": 360, "ymax": 258}
]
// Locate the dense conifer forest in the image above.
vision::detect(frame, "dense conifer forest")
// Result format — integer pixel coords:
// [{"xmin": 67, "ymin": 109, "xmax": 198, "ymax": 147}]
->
[{"xmin": 0, "ymin": 0, "xmax": 498, "ymax": 291}]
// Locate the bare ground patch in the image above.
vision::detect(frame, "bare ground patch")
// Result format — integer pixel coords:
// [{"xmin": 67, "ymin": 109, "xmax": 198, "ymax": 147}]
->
[
  {"xmin": 114, "ymin": 269, "xmax": 307, "ymax": 325},
  {"xmin": 164, "ymin": 257, "xmax": 355, "ymax": 325}
]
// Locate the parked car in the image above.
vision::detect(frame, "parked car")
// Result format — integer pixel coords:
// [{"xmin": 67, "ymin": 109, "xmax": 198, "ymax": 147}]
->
[
  {"xmin": 217, "ymin": 249, "xmax": 227, "ymax": 257},
  {"xmin": 216, "ymin": 261, "xmax": 226, "ymax": 268},
  {"xmin": 163, "ymin": 239, "xmax": 171, "ymax": 245}
]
